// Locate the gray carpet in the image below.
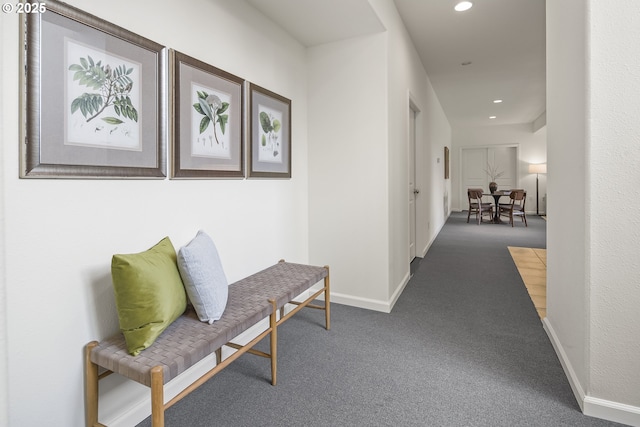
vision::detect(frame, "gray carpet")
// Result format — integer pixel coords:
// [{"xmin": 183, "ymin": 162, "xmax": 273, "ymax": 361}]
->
[{"xmin": 137, "ymin": 212, "xmax": 623, "ymax": 426}]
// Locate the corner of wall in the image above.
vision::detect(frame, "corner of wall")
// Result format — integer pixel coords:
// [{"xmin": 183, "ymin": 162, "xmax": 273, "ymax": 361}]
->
[
  {"xmin": 542, "ymin": 318, "xmax": 586, "ymax": 410},
  {"xmin": 543, "ymin": 318, "xmax": 640, "ymax": 426}
]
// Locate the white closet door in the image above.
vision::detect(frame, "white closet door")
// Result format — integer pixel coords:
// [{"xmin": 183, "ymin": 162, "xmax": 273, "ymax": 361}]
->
[
  {"xmin": 489, "ymin": 146, "xmax": 517, "ymax": 190},
  {"xmin": 461, "ymin": 148, "xmax": 488, "ymax": 207}
]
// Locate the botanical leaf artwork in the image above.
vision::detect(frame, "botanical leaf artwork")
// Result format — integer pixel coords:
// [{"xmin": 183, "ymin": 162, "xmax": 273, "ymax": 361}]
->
[
  {"xmin": 69, "ymin": 57, "xmax": 137, "ymax": 125},
  {"xmin": 257, "ymin": 104, "xmax": 282, "ymax": 164},
  {"xmin": 190, "ymin": 84, "xmax": 232, "ymax": 159},
  {"xmin": 65, "ymin": 41, "xmax": 141, "ymax": 150}
]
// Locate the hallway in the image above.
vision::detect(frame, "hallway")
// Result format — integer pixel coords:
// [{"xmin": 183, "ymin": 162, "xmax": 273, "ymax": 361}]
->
[{"xmin": 138, "ymin": 212, "xmax": 623, "ymax": 426}]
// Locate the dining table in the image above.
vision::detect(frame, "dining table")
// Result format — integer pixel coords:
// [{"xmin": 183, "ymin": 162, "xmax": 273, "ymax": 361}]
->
[{"xmin": 483, "ymin": 190, "xmax": 511, "ymax": 223}]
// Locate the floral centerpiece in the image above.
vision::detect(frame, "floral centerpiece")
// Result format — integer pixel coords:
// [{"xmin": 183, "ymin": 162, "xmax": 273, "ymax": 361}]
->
[{"xmin": 485, "ymin": 163, "xmax": 504, "ymax": 193}]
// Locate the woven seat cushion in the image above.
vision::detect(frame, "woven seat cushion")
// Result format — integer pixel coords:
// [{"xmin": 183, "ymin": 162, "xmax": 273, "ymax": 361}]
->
[
  {"xmin": 91, "ymin": 295, "xmax": 272, "ymax": 386},
  {"xmin": 92, "ymin": 262, "xmax": 328, "ymax": 386}
]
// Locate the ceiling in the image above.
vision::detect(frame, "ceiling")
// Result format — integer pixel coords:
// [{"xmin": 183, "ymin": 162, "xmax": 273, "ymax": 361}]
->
[{"xmin": 246, "ymin": 0, "xmax": 546, "ymax": 129}]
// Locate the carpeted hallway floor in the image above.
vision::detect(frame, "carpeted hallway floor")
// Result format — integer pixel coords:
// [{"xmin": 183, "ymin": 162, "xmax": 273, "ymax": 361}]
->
[{"xmin": 137, "ymin": 212, "xmax": 623, "ymax": 427}]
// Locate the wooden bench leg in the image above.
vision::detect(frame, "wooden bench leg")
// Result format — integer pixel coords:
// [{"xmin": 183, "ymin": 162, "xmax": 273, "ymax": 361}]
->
[
  {"xmin": 269, "ymin": 299, "xmax": 277, "ymax": 386},
  {"xmin": 324, "ymin": 266, "xmax": 331, "ymax": 331},
  {"xmin": 85, "ymin": 341, "xmax": 99, "ymax": 427},
  {"xmin": 150, "ymin": 366, "xmax": 164, "ymax": 427}
]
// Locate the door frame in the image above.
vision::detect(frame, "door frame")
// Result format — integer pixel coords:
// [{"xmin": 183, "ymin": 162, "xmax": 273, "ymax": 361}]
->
[{"xmin": 407, "ymin": 92, "xmax": 423, "ymax": 264}]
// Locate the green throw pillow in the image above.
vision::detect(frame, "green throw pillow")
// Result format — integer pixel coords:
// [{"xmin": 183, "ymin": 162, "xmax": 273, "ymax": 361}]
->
[{"xmin": 111, "ymin": 237, "xmax": 187, "ymax": 356}]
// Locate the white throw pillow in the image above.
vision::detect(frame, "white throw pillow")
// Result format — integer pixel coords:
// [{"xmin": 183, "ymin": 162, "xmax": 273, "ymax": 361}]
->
[{"xmin": 177, "ymin": 230, "xmax": 228, "ymax": 324}]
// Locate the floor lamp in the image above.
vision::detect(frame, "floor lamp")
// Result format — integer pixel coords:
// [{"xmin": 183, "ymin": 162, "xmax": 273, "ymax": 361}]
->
[{"xmin": 528, "ymin": 163, "xmax": 547, "ymax": 215}]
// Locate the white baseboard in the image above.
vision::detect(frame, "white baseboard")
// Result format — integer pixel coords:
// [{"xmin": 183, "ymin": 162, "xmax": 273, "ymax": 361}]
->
[
  {"xmin": 542, "ymin": 318, "xmax": 586, "ymax": 410},
  {"xmin": 584, "ymin": 397, "xmax": 640, "ymax": 427},
  {"xmin": 329, "ymin": 272, "xmax": 409, "ymax": 314},
  {"xmin": 329, "ymin": 291, "xmax": 392, "ymax": 313},
  {"xmin": 388, "ymin": 271, "xmax": 411, "ymax": 312},
  {"xmin": 543, "ymin": 318, "xmax": 640, "ymax": 427}
]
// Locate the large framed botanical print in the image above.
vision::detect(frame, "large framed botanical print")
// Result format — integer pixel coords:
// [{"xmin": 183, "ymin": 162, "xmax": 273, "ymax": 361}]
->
[{"xmin": 21, "ymin": 0, "xmax": 167, "ymax": 178}]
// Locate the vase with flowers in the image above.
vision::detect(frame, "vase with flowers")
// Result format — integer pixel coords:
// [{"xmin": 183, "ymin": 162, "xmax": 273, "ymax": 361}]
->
[{"xmin": 485, "ymin": 163, "xmax": 504, "ymax": 193}]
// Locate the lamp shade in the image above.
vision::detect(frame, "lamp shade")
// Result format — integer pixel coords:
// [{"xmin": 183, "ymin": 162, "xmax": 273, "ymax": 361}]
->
[{"xmin": 528, "ymin": 163, "xmax": 547, "ymax": 174}]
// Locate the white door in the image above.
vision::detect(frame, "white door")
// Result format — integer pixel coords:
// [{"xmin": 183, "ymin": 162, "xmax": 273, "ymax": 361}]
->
[
  {"xmin": 489, "ymin": 146, "xmax": 517, "ymax": 190},
  {"xmin": 460, "ymin": 146, "xmax": 518, "ymax": 209},
  {"xmin": 461, "ymin": 148, "xmax": 488, "ymax": 208},
  {"xmin": 409, "ymin": 107, "xmax": 417, "ymax": 261}
]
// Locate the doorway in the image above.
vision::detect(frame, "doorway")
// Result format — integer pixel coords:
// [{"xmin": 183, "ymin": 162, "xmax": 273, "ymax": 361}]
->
[
  {"xmin": 409, "ymin": 102, "xmax": 419, "ymax": 262},
  {"xmin": 460, "ymin": 146, "xmax": 518, "ymax": 208}
]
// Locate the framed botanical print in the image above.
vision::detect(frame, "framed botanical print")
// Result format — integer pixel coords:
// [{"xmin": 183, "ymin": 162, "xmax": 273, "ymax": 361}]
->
[
  {"xmin": 444, "ymin": 146, "xmax": 450, "ymax": 179},
  {"xmin": 171, "ymin": 50, "xmax": 244, "ymax": 178},
  {"xmin": 20, "ymin": 0, "xmax": 167, "ymax": 178},
  {"xmin": 247, "ymin": 83, "xmax": 291, "ymax": 178}
]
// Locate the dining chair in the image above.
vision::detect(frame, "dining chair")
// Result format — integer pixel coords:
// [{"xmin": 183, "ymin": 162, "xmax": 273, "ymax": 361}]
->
[
  {"xmin": 499, "ymin": 190, "xmax": 528, "ymax": 227},
  {"xmin": 467, "ymin": 188, "xmax": 493, "ymax": 224},
  {"xmin": 498, "ymin": 189, "xmax": 524, "ymax": 210}
]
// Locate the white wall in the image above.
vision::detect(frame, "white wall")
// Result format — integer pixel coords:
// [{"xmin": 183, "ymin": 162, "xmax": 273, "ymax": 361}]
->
[
  {"xmin": 372, "ymin": 0, "xmax": 452, "ymax": 301},
  {"xmin": 452, "ymin": 124, "xmax": 547, "ymax": 212},
  {"xmin": 0, "ymin": 1, "xmax": 308, "ymax": 425},
  {"xmin": 0, "ymin": 10, "xmax": 9, "ymax": 426},
  {"xmin": 545, "ymin": 0, "xmax": 640, "ymax": 425},
  {"xmin": 588, "ymin": 0, "xmax": 640, "ymax": 413},
  {"xmin": 544, "ymin": 0, "xmax": 589, "ymax": 411},
  {"xmin": 307, "ymin": 1, "xmax": 451, "ymax": 312},
  {"xmin": 307, "ymin": 33, "xmax": 390, "ymax": 308}
]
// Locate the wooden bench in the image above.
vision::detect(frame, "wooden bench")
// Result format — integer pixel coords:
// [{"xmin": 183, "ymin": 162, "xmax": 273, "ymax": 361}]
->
[{"xmin": 85, "ymin": 261, "xmax": 330, "ymax": 427}]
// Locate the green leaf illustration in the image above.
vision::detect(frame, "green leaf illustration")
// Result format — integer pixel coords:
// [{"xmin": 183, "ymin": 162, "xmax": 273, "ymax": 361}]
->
[
  {"xmin": 192, "ymin": 91, "xmax": 230, "ymax": 143},
  {"xmin": 198, "ymin": 97, "xmax": 214, "ymax": 121},
  {"xmin": 68, "ymin": 56, "xmax": 138, "ymax": 123},
  {"xmin": 70, "ymin": 93, "xmax": 104, "ymax": 118},
  {"xmin": 273, "ymin": 119, "xmax": 281, "ymax": 133},
  {"xmin": 199, "ymin": 116, "xmax": 211, "ymax": 134},
  {"xmin": 259, "ymin": 111, "xmax": 272, "ymax": 133},
  {"xmin": 218, "ymin": 102, "xmax": 229, "ymax": 115},
  {"xmin": 217, "ymin": 114, "xmax": 228, "ymax": 135},
  {"xmin": 193, "ymin": 103, "xmax": 204, "ymax": 115},
  {"xmin": 101, "ymin": 117, "xmax": 124, "ymax": 125}
]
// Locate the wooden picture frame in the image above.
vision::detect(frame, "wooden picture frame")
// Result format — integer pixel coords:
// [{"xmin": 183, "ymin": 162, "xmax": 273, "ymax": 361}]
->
[
  {"xmin": 20, "ymin": 0, "xmax": 167, "ymax": 178},
  {"xmin": 444, "ymin": 146, "xmax": 450, "ymax": 179},
  {"xmin": 171, "ymin": 50, "xmax": 244, "ymax": 178},
  {"xmin": 247, "ymin": 83, "xmax": 291, "ymax": 178}
]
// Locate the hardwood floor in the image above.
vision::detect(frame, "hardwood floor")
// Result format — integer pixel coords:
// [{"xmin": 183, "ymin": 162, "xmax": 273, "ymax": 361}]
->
[{"xmin": 509, "ymin": 246, "xmax": 547, "ymax": 319}]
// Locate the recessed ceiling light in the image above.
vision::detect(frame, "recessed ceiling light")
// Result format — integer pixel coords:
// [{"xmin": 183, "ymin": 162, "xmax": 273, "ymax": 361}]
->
[
  {"xmin": 493, "ymin": 99, "xmax": 503, "ymax": 103},
  {"xmin": 489, "ymin": 116, "xmax": 497, "ymax": 119},
  {"xmin": 454, "ymin": 1, "xmax": 473, "ymax": 12}
]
